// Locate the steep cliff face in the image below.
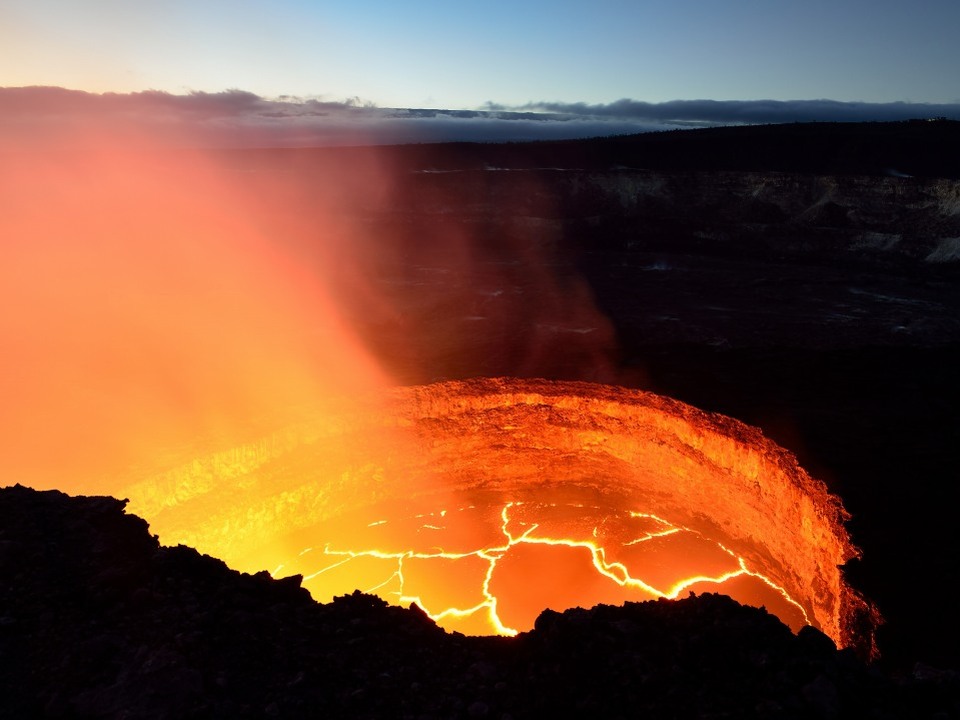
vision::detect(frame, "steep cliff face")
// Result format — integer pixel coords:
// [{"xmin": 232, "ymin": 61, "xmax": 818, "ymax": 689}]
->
[
  {"xmin": 580, "ymin": 170, "xmax": 960, "ymax": 265},
  {"xmin": 335, "ymin": 166, "xmax": 960, "ymax": 361},
  {"xmin": 389, "ymin": 167, "xmax": 960, "ymax": 268}
]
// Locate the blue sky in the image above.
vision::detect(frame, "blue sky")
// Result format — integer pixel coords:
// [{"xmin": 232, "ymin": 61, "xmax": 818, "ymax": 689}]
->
[
  {"xmin": 2, "ymin": 0, "xmax": 959, "ymax": 144},
  {"xmin": 4, "ymin": 0, "xmax": 959, "ymax": 107}
]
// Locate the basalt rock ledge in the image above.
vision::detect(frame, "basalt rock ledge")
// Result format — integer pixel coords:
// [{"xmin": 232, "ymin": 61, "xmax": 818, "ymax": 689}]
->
[{"xmin": 2, "ymin": 484, "xmax": 958, "ymax": 719}]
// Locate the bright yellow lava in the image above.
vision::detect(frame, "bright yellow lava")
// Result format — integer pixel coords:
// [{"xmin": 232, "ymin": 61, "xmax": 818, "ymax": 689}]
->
[{"xmin": 121, "ymin": 378, "xmax": 875, "ymax": 651}]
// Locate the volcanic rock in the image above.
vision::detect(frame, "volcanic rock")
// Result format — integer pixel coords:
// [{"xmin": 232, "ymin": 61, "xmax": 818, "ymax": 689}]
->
[{"xmin": 2, "ymin": 483, "xmax": 959, "ymax": 718}]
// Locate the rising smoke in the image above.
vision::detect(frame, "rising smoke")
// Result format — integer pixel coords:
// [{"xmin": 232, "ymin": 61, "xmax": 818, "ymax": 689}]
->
[
  {"xmin": 0, "ymin": 131, "xmax": 389, "ymax": 493},
  {"xmin": 0, "ymin": 127, "xmax": 619, "ymax": 494}
]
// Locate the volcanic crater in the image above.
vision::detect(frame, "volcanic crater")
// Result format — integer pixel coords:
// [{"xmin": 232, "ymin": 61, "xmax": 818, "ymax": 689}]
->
[{"xmin": 3, "ymin": 120, "xmax": 960, "ymax": 715}]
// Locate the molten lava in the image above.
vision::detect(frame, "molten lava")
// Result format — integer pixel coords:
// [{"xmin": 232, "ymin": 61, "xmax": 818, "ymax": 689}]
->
[{"xmin": 122, "ymin": 377, "xmax": 874, "ymax": 652}]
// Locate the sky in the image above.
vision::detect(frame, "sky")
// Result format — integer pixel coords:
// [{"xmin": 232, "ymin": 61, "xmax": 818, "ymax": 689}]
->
[{"xmin": 2, "ymin": 0, "xmax": 960, "ymax": 143}]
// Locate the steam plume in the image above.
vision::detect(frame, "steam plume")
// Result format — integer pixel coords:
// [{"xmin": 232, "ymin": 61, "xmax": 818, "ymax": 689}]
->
[{"xmin": 0, "ymin": 131, "xmax": 388, "ymax": 493}]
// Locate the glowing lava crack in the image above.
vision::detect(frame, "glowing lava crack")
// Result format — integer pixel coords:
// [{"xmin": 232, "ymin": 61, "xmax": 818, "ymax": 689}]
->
[
  {"xmin": 122, "ymin": 378, "xmax": 877, "ymax": 653},
  {"xmin": 292, "ymin": 501, "xmax": 812, "ymax": 638}
]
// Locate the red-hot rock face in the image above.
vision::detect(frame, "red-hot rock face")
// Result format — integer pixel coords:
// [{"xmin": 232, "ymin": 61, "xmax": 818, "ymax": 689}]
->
[{"xmin": 122, "ymin": 377, "xmax": 876, "ymax": 653}]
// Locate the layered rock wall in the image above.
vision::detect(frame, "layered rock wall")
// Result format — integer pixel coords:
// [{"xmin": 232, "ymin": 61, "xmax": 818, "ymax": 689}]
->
[{"xmin": 387, "ymin": 168, "xmax": 960, "ymax": 269}]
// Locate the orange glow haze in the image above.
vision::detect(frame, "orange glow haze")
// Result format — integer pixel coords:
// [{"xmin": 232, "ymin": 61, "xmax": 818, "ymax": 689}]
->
[{"xmin": 0, "ymin": 132, "xmax": 389, "ymax": 493}]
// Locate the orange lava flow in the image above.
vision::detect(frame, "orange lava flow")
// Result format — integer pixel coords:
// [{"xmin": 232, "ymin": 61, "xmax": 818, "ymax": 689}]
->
[{"xmin": 121, "ymin": 377, "xmax": 877, "ymax": 653}]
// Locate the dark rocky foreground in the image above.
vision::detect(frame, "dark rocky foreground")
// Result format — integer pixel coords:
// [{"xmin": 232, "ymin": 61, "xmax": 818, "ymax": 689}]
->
[{"xmin": 3, "ymin": 484, "xmax": 959, "ymax": 719}]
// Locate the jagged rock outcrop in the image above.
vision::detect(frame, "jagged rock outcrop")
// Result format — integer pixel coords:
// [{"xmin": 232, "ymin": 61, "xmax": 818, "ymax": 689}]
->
[{"xmin": 2, "ymin": 484, "xmax": 959, "ymax": 718}]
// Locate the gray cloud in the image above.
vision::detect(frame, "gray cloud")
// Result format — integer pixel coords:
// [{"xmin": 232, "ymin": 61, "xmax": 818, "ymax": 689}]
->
[
  {"xmin": 486, "ymin": 99, "xmax": 960, "ymax": 125},
  {"xmin": 2, "ymin": 87, "xmax": 958, "ymax": 149}
]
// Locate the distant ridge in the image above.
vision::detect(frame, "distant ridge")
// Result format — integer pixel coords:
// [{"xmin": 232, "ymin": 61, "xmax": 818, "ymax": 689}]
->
[
  {"xmin": 219, "ymin": 119, "xmax": 960, "ymax": 178},
  {"xmin": 397, "ymin": 119, "xmax": 960, "ymax": 177}
]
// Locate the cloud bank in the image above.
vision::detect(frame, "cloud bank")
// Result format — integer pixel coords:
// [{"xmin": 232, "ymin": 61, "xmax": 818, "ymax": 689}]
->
[
  {"xmin": 2, "ymin": 87, "xmax": 958, "ymax": 149},
  {"xmin": 490, "ymin": 99, "xmax": 960, "ymax": 126}
]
